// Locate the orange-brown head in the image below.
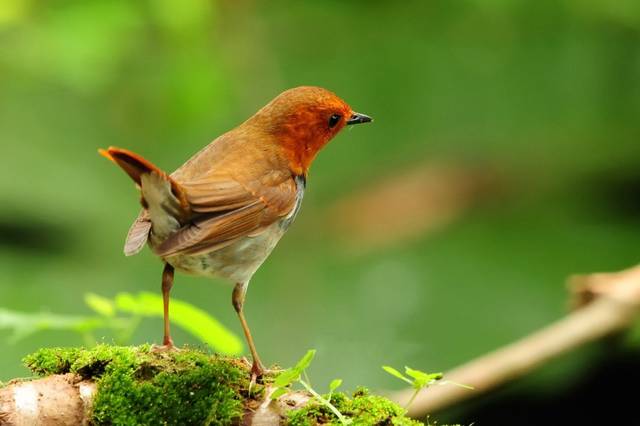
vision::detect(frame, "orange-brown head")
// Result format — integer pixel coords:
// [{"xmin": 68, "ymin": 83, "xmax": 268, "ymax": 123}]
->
[{"xmin": 246, "ymin": 86, "xmax": 371, "ymax": 176}]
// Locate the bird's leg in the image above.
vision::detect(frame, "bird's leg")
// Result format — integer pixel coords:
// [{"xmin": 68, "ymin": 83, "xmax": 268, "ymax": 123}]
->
[
  {"xmin": 152, "ymin": 263, "xmax": 177, "ymax": 352},
  {"xmin": 232, "ymin": 282, "xmax": 265, "ymax": 378}
]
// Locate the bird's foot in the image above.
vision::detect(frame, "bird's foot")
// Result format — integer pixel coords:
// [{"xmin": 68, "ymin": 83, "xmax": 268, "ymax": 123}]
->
[
  {"xmin": 249, "ymin": 364, "xmax": 264, "ymax": 390},
  {"xmin": 248, "ymin": 361, "xmax": 278, "ymax": 393},
  {"xmin": 150, "ymin": 340, "xmax": 180, "ymax": 353}
]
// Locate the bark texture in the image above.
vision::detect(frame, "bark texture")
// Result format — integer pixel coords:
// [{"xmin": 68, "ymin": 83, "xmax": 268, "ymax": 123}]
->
[{"xmin": 0, "ymin": 374, "xmax": 95, "ymax": 426}]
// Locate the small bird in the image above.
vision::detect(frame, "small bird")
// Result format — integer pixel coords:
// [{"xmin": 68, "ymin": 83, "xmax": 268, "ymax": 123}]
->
[{"xmin": 99, "ymin": 86, "xmax": 371, "ymax": 377}]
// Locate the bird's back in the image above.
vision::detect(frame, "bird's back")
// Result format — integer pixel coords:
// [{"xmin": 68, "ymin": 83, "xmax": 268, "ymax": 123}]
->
[{"xmin": 123, "ymin": 126, "xmax": 299, "ymax": 266}]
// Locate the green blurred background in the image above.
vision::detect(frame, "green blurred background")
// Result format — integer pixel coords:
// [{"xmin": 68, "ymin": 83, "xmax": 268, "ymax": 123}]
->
[{"xmin": 1, "ymin": 0, "xmax": 640, "ymax": 422}]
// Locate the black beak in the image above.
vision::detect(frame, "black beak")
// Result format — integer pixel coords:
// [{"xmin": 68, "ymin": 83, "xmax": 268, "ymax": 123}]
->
[{"xmin": 347, "ymin": 112, "xmax": 372, "ymax": 125}]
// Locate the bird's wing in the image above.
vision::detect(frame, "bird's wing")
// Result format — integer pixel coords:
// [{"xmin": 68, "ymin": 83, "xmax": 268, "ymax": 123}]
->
[
  {"xmin": 124, "ymin": 210, "xmax": 152, "ymax": 256},
  {"xmin": 154, "ymin": 169, "xmax": 297, "ymax": 257}
]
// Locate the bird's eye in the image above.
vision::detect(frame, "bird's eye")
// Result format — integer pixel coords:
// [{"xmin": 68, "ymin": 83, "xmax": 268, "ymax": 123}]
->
[{"xmin": 328, "ymin": 114, "xmax": 342, "ymax": 128}]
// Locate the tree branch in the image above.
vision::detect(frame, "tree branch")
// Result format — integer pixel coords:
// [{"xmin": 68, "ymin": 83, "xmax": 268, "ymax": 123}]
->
[
  {"xmin": 0, "ymin": 374, "xmax": 96, "ymax": 426},
  {"xmin": 0, "ymin": 374, "xmax": 311, "ymax": 426},
  {"xmin": 392, "ymin": 264, "xmax": 640, "ymax": 417}
]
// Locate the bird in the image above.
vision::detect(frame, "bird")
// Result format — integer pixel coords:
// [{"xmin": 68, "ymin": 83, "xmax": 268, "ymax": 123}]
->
[{"xmin": 99, "ymin": 86, "xmax": 372, "ymax": 377}]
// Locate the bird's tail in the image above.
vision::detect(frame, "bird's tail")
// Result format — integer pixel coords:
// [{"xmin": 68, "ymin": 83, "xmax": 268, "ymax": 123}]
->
[
  {"xmin": 99, "ymin": 147, "xmax": 191, "ymax": 254},
  {"xmin": 99, "ymin": 147, "xmax": 189, "ymax": 207}
]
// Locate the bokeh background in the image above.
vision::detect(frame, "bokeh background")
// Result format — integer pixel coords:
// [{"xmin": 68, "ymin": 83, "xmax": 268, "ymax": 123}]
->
[{"xmin": 2, "ymin": 0, "xmax": 640, "ymax": 423}]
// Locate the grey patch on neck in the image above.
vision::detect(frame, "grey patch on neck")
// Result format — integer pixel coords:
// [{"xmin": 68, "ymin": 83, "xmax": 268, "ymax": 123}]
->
[{"xmin": 280, "ymin": 175, "xmax": 305, "ymax": 230}]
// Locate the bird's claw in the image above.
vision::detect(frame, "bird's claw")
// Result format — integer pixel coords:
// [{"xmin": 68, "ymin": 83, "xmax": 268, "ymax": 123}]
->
[
  {"xmin": 249, "ymin": 373, "xmax": 259, "ymax": 393},
  {"xmin": 247, "ymin": 362, "xmax": 272, "ymax": 394},
  {"xmin": 150, "ymin": 343, "xmax": 181, "ymax": 353}
]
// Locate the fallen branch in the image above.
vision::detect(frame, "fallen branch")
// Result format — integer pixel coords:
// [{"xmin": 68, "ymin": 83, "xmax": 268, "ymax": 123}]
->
[
  {"xmin": 392, "ymin": 264, "xmax": 640, "ymax": 417},
  {"xmin": 0, "ymin": 375, "xmax": 95, "ymax": 426},
  {"xmin": 0, "ymin": 374, "xmax": 312, "ymax": 426},
  {"xmin": 0, "ymin": 346, "xmax": 418, "ymax": 425}
]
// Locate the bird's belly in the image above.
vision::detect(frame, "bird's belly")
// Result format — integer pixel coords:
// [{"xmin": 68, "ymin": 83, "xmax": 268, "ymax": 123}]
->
[{"xmin": 166, "ymin": 221, "xmax": 287, "ymax": 284}]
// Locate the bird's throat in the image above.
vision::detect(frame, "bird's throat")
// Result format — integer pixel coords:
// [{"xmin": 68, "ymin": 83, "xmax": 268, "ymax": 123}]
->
[{"xmin": 279, "ymin": 131, "xmax": 331, "ymax": 177}]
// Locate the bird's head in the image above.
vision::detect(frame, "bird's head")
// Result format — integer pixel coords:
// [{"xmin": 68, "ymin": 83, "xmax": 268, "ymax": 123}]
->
[{"xmin": 249, "ymin": 86, "xmax": 372, "ymax": 176}]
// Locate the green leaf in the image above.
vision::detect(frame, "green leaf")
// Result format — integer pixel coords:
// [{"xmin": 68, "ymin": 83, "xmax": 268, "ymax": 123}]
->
[
  {"xmin": 273, "ymin": 350, "xmax": 317, "ymax": 388},
  {"xmin": 293, "ymin": 349, "xmax": 316, "ymax": 374},
  {"xmin": 84, "ymin": 293, "xmax": 115, "ymax": 317},
  {"xmin": 0, "ymin": 308, "xmax": 108, "ymax": 343},
  {"xmin": 114, "ymin": 292, "xmax": 156, "ymax": 316},
  {"xmin": 270, "ymin": 387, "xmax": 288, "ymax": 400},
  {"xmin": 115, "ymin": 292, "xmax": 243, "ymax": 355},
  {"xmin": 273, "ymin": 368, "xmax": 299, "ymax": 388},
  {"xmin": 405, "ymin": 366, "xmax": 443, "ymax": 389},
  {"xmin": 329, "ymin": 378, "xmax": 342, "ymax": 393},
  {"xmin": 382, "ymin": 365, "xmax": 413, "ymax": 385}
]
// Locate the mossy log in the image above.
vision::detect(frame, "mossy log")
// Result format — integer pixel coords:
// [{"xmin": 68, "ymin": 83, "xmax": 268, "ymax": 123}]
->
[{"xmin": 0, "ymin": 345, "xmax": 421, "ymax": 425}]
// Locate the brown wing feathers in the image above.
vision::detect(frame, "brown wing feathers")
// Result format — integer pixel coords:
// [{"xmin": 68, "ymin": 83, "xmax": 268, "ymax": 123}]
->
[
  {"xmin": 155, "ymin": 201, "xmax": 265, "ymax": 256},
  {"xmin": 124, "ymin": 211, "xmax": 152, "ymax": 256},
  {"xmin": 154, "ymin": 175, "xmax": 297, "ymax": 257},
  {"xmin": 101, "ymin": 146, "xmax": 298, "ymax": 258}
]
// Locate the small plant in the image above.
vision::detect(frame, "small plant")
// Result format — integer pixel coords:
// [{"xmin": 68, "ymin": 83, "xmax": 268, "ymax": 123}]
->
[
  {"xmin": 383, "ymin": 365, "xmax": 443, "ymax": 409},
  {"xmin": 383, "ymin": 365, "xmax": 473, "ymax": 410},
  {"xmin": 271, "ymin": 349, "xmax": 352, "ymax": 425},
  {"xmin": 0, "ymin": 292, "xmax": 242, "ymax": 355}
]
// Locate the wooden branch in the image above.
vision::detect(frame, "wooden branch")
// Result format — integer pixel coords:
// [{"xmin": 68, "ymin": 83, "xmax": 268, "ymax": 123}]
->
[
  {"xmin": 0, "ymin": 375, "xmax": 96, "ymax": 426},
  {"xmin": 0, "ymin": 376, "xmax": 309, "ymax": 426},
  {"xmin": 392, "ymin": 264, "xmax": 640, "ymax": 418}
]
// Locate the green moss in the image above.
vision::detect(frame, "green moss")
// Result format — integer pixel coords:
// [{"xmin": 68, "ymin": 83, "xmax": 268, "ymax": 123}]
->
[
  {"xmin": 288, "ymin": 387, "xmax": 423, "ymax": 426},
  {"xmin": 23, "ymin": 346, "xmax": 436, "ymax": 425},
  {"xmin": 24, "ymin": 345, "xmax": 249, "ymax": 425}
]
